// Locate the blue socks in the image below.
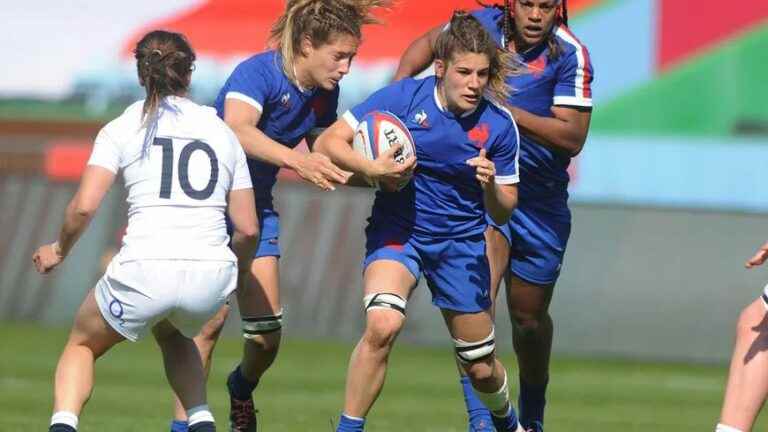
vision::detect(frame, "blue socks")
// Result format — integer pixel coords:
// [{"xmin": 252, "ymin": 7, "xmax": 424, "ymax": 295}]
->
[
  {"xmin": 336, "ymin": 414, "xmax": 365, "ymax": 431},
  {"xmin": 170, "ymin": 420, "xmax": 189, "ymax": 432},
  {"xmin": 491, "ymin": 405, "xmax": 521, "ymax": 432},
  {"xmin": 460, "ymin": 376, "xmax": 493, "ymax": 430},
  {"xmin": 518, "ymin": 377, "xmax": 547, "ymax": 429},
  {"xmin": 227, "ymin": 365, "xmax": 259, "ymax": 401}
]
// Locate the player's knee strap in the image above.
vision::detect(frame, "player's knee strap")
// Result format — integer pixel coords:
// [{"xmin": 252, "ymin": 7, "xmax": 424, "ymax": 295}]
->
[
  {"xmin": 242, "ymin": 310, "xmax": 283, "ymax": 339},
  {"xmin": 363, "ymin": 293, "xmax": 407, "ymax": 317},
  {"xmin": 472, "ymin": 370, "xmax": 509, "ymax": 413},
  {"xmin": 454, "ymin": 327, "xmax": 496, "ymax": 363}
]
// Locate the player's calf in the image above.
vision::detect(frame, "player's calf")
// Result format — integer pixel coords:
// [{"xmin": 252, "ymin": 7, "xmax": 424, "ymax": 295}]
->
[
  {"xmin": 454, "ymin": 329, "xmax": 523, "ymax": 432},
  {"xmin": 226, "ymin": 312, "xmax": 283, "ymax": 432}
]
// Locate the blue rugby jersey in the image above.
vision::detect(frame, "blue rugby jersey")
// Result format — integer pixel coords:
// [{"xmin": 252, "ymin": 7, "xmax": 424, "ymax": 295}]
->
[
  {"xmin": 214, "ymin": 50, "xmax": 339, "ymax": 208},
  {"xmin": 344, "ymin": 76, "xmax": 520, "ymax": 238},
  {"xmin": 471, "ymin": 6, "xmax": 594, "ymax": 202}
]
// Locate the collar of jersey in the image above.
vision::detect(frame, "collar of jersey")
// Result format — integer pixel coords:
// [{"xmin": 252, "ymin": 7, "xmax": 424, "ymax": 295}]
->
[{"xmin": 433, "ymin": 82, "xmax": 478, "ymax": 119}]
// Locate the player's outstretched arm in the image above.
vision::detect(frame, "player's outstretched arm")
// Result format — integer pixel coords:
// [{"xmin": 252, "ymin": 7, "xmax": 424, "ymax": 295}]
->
[
  {"xmin": 227, "ymin": 188, "xmax": 260, "ymax": 271},
  {"xmin": 32, "ymin": 166, "xmax": 116, "ymax": 274},
  {"xmin": 746, "ymin": 240, "xmax": 768, "ymax": 269},
  {"xmin": 224, "ymin": 99, "xmax": 349, "ymax": 191},
  {"xmin": 392, "ymin": 26, "xmax": 442, "ymax": 81}
]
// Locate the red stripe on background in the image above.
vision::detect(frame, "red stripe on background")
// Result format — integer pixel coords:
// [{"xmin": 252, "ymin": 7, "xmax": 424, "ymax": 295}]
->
[
  {"xmin": 45, "ymin": 140, "xmax": 92, "ymax": 182},
  {"xmin": 121, "ymin": 0, "xmax": 603, "ymax": 62},
  {"xmin": 658, "ymin": 0, "xmax": 768, "ymax": 70}
]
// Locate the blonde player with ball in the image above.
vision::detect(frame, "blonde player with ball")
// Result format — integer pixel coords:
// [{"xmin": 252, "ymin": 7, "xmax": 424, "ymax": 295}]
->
[{"xmin": 32, "ymin": 30, "xmax": 258, "ymax": 432}]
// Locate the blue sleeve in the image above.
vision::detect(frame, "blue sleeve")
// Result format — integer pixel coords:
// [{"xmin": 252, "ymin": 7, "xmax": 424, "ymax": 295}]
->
[
  {"xmin": 223, "ymin": 58, "xmax": 274, "ymax": 112},
  {"xmin": 343, "ymin": 80, "xmax": 410, "ymax": 128},
  {"xmin": 553, "ymin": 39, "xmax": 594, "ymax": 108},
  {"xmin": 470, "ymin": 7, "xmax": 505, "ymax": 49},
  {"xmin": 490, "ymin": 115, "xmax": 520, "ymax": 184}
]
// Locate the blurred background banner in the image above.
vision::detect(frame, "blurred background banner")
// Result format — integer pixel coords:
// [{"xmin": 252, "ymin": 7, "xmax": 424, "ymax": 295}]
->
[{"xmin": 2, "ymin": 0, "xmax": 768, "ymax": 362}]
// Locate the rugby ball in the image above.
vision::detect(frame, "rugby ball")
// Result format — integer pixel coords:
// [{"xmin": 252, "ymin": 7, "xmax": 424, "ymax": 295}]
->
[{"xmin": 352, "ymin": 110, "xmax": 416, "ymax": 190}]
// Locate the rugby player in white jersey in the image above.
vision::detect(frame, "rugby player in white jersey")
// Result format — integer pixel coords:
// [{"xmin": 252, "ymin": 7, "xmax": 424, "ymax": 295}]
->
[{"xmin": 32, "ymin": 30, "xmax": 259, "ymax": 432}]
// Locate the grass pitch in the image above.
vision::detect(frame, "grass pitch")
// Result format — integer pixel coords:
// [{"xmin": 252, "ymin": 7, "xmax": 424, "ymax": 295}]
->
[{"xmin": 0, "ymin": 322, "xmax": 763, "ymax": 431}]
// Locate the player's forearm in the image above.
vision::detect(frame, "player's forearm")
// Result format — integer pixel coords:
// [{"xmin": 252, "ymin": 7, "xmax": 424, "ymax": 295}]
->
[
  {"xmin": 315, "ymin": 135, "xmax": 372, "ymax": 177},
  {"xmin": 484, "ymin": 184, "xmax": 518, "ymax": 226},
  {"xmin": 232, "ymin": 124, "xmax": 304, "ymax": 169},
  {"xmin": 511, "ymin": 107, "xmax": 587, "ymax": 157},
  {"xmin": 393, "ymin": 37, "xmax": 435, "ymax": 81},
  {"xmin": 57, "ymin": 198, "xmax": 96, "ymax": 258}
]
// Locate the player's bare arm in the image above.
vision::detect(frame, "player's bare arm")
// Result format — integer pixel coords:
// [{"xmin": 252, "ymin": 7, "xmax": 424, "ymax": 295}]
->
[
  {"xmin": 32, "ymin": 166, "xmax": 116, "ymax": 274},
  {"xmin": 745, "ymin": 240, "xmax": 768, "ymax": 268},
  {"xmin": 509, "ymin": 104, "xmax": 592, "ymax": 157},
  {"xmin": 224, "ymin": 98, "xmax": 348, "ymax": 190},
  {"xmin": 393, "ymin": 25, "xmax": 442, "ymax": 81},
  {"xmin": 467, "ymin": 148, "xmax": 518, "ymax": 225},
  {"xmin": 226, "ymin": 188, "xmax": 260, "ymax": 271}
]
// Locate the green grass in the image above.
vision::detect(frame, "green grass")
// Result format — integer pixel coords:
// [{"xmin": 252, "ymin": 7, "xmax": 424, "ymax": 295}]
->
[{"xmin": 0, "ymin": 322, "xmax": 763, "ymax": 431}]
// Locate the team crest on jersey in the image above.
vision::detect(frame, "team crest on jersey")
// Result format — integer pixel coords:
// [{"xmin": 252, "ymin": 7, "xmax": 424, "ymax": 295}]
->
[
  {"xmin": 414, "ymin": 109, "xmax": 429, "ymax": 128},
  {"xmin": 468, "ymin": 123, "xmax": 490, "ymax": 148},
  {"xmin": 280, "ymin": 92, "xmax": 291, "ymax": 107}
]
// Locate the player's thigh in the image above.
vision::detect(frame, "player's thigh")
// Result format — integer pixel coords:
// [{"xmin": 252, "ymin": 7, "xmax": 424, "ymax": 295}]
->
[
  {"xmin": 505, "ymin": 273, "xmax": 554, "ymax": 319},
  {"xmin": 237, "ymin": 256, "xmax": 280, "ymax": 316},
  {"xmin": 485, "ymin": 225, "xmax": 511, "ymax": 304},
  {"xmin": 363, "ymin": 259, "xmax": 417, "ymax": 300},
  {"xmin": 441, "ymin": 308, "xmax": 495, "ymax": 342},
  {"xmin": 68, "ymin": 288, "xmax": 125, "ymax": 355}
]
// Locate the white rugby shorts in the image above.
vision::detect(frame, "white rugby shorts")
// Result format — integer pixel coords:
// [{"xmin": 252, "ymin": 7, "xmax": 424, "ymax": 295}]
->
[{"xmin": 95, "ymin": 257, "xmax": 238, "ymax": 341}]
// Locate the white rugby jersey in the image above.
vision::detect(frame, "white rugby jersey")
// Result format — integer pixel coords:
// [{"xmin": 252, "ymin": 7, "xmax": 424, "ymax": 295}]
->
[{"xmin": 88, "ymin": 95, "xmax": 252, "ymax": 262}]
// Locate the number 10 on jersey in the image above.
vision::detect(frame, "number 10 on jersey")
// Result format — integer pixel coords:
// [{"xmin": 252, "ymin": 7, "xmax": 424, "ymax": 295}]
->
[{"xmin": 153, "ymin": 137, "xmax": 219, "ymax": 200}]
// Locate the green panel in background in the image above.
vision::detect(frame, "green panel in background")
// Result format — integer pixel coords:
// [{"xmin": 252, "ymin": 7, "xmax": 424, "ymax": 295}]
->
[{"xmin": 592, "ymin": 22, "xmax": 768, "ymax": 136}]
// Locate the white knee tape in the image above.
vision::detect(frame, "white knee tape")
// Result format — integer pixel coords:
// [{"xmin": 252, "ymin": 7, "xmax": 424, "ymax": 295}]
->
[
  {"xmin": 242, "ymin": 309, "xmax": 283, "ymax": 339},
  {"xmin": 363, "ymin": 293, "xmax": 407, "ymax": 316},
  {"xmin": 472, "ymin": 371, "xmax": 510, "ymax": 413},
  {"xmin": 454, "ymin": 328, "xmax": 496, "ymax": 363}
]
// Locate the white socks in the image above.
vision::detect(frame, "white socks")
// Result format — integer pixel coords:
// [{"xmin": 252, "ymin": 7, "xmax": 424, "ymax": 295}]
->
[
  {"xmin": 716, "ymin": 423, "xmax": 744, "ymax": 432},
  {"xmin": 187, "ymin": 405, "xmax": 215, "ymax": 426},
  {"xmin": 51, "ymin": 411, "xmax": 78, "ymax": 429}
]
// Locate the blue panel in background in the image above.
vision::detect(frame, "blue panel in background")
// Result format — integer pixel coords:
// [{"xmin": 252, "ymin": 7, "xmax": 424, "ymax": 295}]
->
[
  {"xmin": 571, "ymin": 0, "xmax": 656, "ymax": 103},
  {"xmin": 570, "ymin": 135, "xmax": 768, "ymax": 212}
]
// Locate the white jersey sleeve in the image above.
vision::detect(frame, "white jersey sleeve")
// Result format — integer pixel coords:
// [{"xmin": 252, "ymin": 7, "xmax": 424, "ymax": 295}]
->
[{"xmin": 87, "ymin": 124, "xmax": 122, "ymax": 173}]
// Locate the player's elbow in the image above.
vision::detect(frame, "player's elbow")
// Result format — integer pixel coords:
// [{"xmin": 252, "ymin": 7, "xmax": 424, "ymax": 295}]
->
[
  {"xmin": 563, "ymin": 134, "xmax": 587, "ymax": 157},
  {"xmin": 489, "ymin": 185, "xmax": 518, "ymax": 225},
  {"xmin": 236, "ymin": 222, "xmax": 260, "ymax": 242},
  {"xmin": 68, "ymin": 199, "xmax": 98, "ymax": 220},
  {"xmin": 488, "ymin": 207, "xmax": 513, "ymax": 226},
  {"xmin": 568, "ymin": 140, "xmax": 585, "ymax": 157}
]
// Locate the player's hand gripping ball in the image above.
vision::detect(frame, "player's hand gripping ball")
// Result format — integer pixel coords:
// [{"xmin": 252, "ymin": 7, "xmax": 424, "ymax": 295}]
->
[{"xmin": 352, "ymin": 111, "xmax": 416, "ymax": 191}]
